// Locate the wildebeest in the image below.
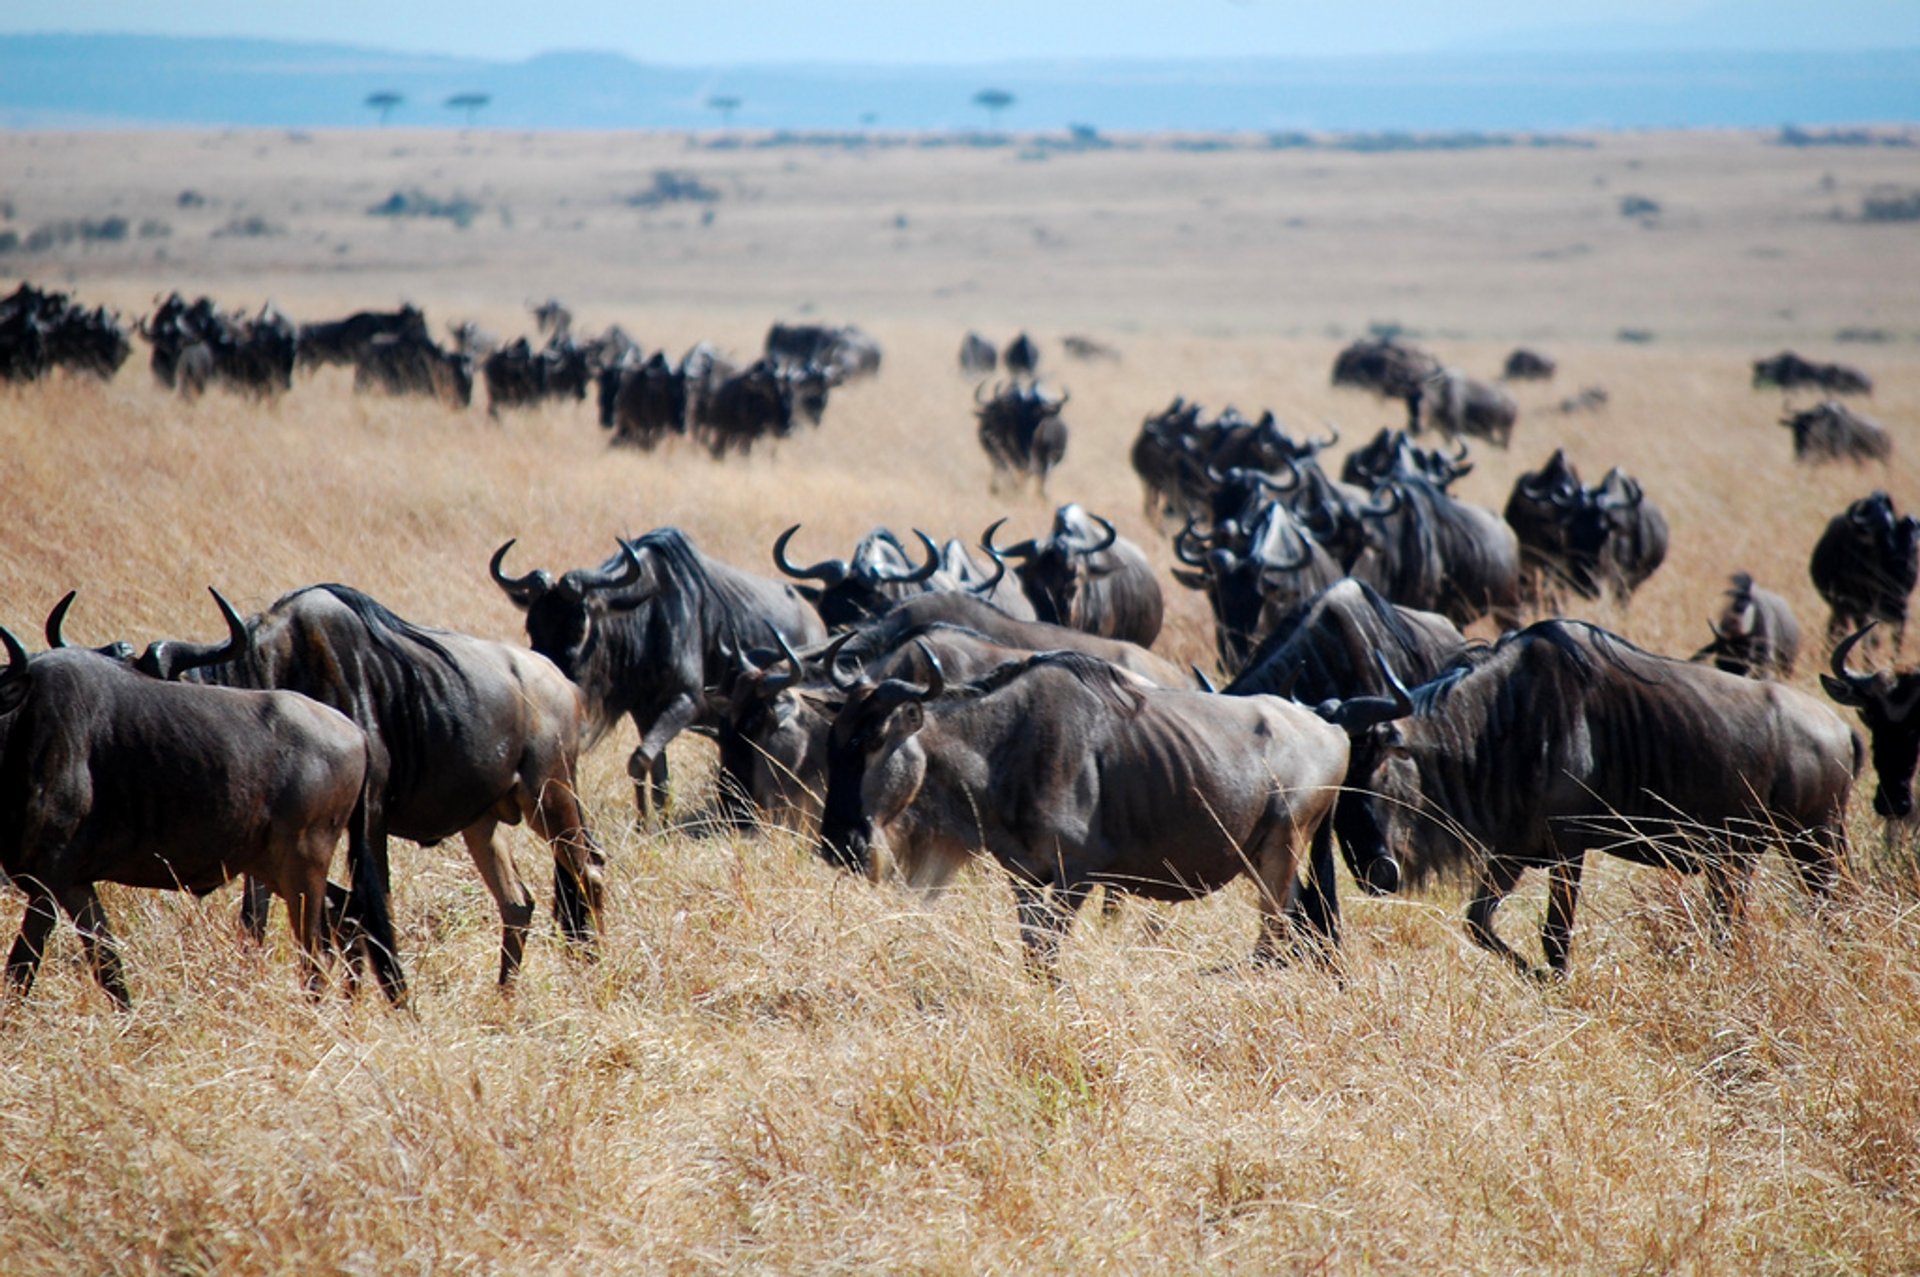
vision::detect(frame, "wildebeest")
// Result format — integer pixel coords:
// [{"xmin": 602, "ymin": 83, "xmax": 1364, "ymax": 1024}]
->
[
  {"xmin": 773, "ymin": 525, "xmax": 952, "ymax": 630},
  {"xmin": 603, "ymin": 350, "xmax": 689, "ymax": 450},
  {"xmin": 1352, "ymin": 477, "xmax": 1522, "ymax": 628},
  {"xmin": 1174, "ymin": 499, "xmax": 1346, "ymax": 674},
  {"xmin": 696, "ymin": 359, "xmax": 827, "ymax": 457},
  {"xmin": 139, "ymin": 294, "xmax": 297, "ymax": 399},
  {"xmin": 532, "ymin": 298, "xmax": 573, "ymax": 341},
  {"xmin": 815, "ymin": 646, "xmax": 1350, "ymax": 975},
  {"xmin": 483, "ymin": 336, "xmax": 591, "ymax": 418},
  {"xmin": 975, "ymin": 380, "xmax": 1069, "ymax": 494},
  {"xmin": 958, "ymin": 331, "xmax": 997, "ymax": 377},
  {"xmin": 986, "ymin": 504, "xmax": 1164, "ymax": 647},
  {"xmin": 1559, "ymin": 467, "xmax": 1669, "ymax": 604},
  {"xmin": 296, "ymin": 304, "xmax": 428, "ymax": 369},
  {"xmin": 1822, "ymin": 624, "xmax": 1920, "ymax": 819},
  {"xmin": 1504, "ymin": 447, "xmax": 1584, "ymax": 604},
  {"xmin": 1341, "ymin": 428, "xmax": 1472, "ymax": 492},
  {"xmin": 1809, "ymin": 491, "xmax": 1920, "ymax": 649},
  {"xmin": 351, "ymin": 331, "xmax": 474, "ymax": 408},
  {"xmin": 1224, "ymin": 578, "xmax": 1471, "ymax": 945},
  {"xmin": 1693, "ymin": 573, "xmax": 1801, "ymax": 681},
  {"xmin": 1754, "ymin": 351, "xmax": 1872, "ymax": 397},
  {"xmin": 0, "ymin": 283, "xmax": 131, "ymax": 382},
  {"xmin": 765, "ymin": 322, "xmax": 881, "ymax": 383},
  {"xmin": 1004, "ymin": 332, "xmax": 1040, "ymax": 379},
  {"xmin": 491, "ymin": 529, "xmax": 826, "ymax": 821},
  {"xmin": 1782, "ymin": 400, "xmax": 1892, "ymax": 464},
  {"xmin": 1502, "ymin": 348, "xmax": 1556, "ymax": 381},
  {"xmin": 1327, "ymin": 621, "xmax": 1856, "ymax": 979},
  {"xmin": 1422, "ymin": 369, "xmax": 1517, "ymax": 449},
  {"xmin": 1557, "ymin": 386, "xmax": 1609, "ymax": 414},
  {"xmin": 0, "ymin": 631, "xmax": 404, "ymax": 1008},
  {"xmin": 1330, "ymin": 336, "xmax": 1440, "ymax": 430},
  {"xmin": 1061, "ymin": 334, "xmax": 1120, "ymax": 362},
  {"xmin": 140, "ymin": 584, "xmax": 602, "ymax": 985}
]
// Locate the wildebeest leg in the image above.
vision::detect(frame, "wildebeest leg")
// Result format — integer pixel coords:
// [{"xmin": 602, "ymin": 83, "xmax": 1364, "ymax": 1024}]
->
[
  {"xmin": 631, "ymin": 697, "xmax": 701, "ymax": 821},
  {"xmin": 1011, "ymin": 879, "xmax": 1084, "ymax": 982},
  {"xmin": 5, "ymin": 883, "xmax": 61, "ymax": 999},
  {"xmin": 278, "ymin": 851, "xmax": 333, "ymax": 998},
  {"xmin": 1248, "ymin": 818, "xmax": 1306, "ymax": 967},
  {"xmin": 59, "ymin": 884, "xmax": 130, "ymax": 1009},
  {"xmin": 1787, "ymin": 824, "xmax": 1847, "ymax": 902},
  {"xmin": 239, "ymin": 876, "xmax": 273, "ymax": 942},
  {"xmin": 1540, "ymin": 855, "xmax": 1585, "ymax": 979},
  {"xmin": 460, "ymin": 819, "xmax": 539, "ymax": 986},
  {"xmin": 1287, "ymin": 819, "xmax": 1341, "ymax": 958},
  {"xmin": 1464, "ymin": 858, "xmax": 1532, "ymax": 977},
  {"xmin": 527, "ymin": 778, "xmax": 607, "ymax": 948},
  {"xmin": 1703, "ymin": 852, "xmax": 1752, "ymax": 948}
]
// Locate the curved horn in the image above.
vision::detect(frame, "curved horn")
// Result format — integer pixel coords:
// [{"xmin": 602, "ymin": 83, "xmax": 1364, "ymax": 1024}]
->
[
  {"xmin": 1315, "ymin": 422, "xmax": 1341, "ymax": 452},
  {"xmin": 969, "ymin": 533, "xmax": 1010, "ymax": 596},
  {"xmin": 0, "ymin": 625, "xmax": 26, "ymax": 688},
  {"xmin": 1314, "ymin": 653, "xmax": 1416, "ymax": 733},
  {"xmin": 887, "ymin": 530, "xmax": 943, "ymax": 584},
  {"xmin": 911, "ymin": 639, "xmax": 947, "ymax": 700},
  {"xmin": 489, "ymin": 538, "xmax": 553, "ymax": 604},
  {"xmin": 1174, "ymin": 519, "xmax": 1210, "ymax": 566},
  {"xmin": 974, "ymin": 379, "xmax": 993, "ymax": 406},
  {"xmin": 45, "ymin": 590, "xmax": 78, "ymax": 648},
  {"xmin": 149, "ymin": 588, "xmax": 253, "ymax": 681},
  {"xmin": 1085, "ymin": 512, "xmax": 1118, "ymax": 554},
  {"xmin": 1830, "ymin": 623, "xmax": 1879, "ymax": 693},
  {"xmin": 772, "ymin": 524, "xmax": 849, "ymax": 586},
  {"xmin": 823, "ymin": 631, "xmax": 864, "ymax": 690},
  {"xmin": 578, "ymin": 538, "xmax": 645, "ymax": 592},
  {"xmin": 1363, "ymin": 483, "xmax": 1402, "ymax": 518},
  {"xmin": 982, "ymin": 516, "xmax": 1036, "ymax": 565},
  {"xmin": 1190, "ymin": 665, "xmax": 1218, "ymax": 694}
]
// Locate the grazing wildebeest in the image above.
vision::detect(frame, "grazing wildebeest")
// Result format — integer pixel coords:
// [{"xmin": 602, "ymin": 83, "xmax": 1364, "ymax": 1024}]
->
[
  {"xmin": 987, "ymin": 504, "xmax": 1164, "ymax": 647},
  {"xmin": 1353, "ymin": 477, "xmax": 1522, "ymax": 628},
  {"xmin": 1326, "ymin": 621, "xmax": 1856, "ymax": 979},
  {"xmin": 958, "ymin": 331, "xmax": 997, "ymax": 377},
  {"xmin": 975, "ymin": 381, "xmax": 1069, "ymax": 494},
  {"xmin": 296, "ymin": 304, "xmax": 428, "ymax": 370},
  {"xmin": 1754, "ymin": 351, "xmax": 1872, "ymax": 397},
  {"xmin": 1822, "ymin": 623, "xmax": 1920, "ymax": 819},
  {"xmin": 1809, "ymin": 491, "xmax": 1920, "ymax": 650},
  {"xmin": 604, "ymin": 350, "xmax": 689, "ymax": 450},
  {"xmin": 1782, "ymin": 400, "xmax": 1892, "ymax": 464},
  {"xmin": 1330, "ymin": 336, "xmax": 1440, "ymax": 430},
  {"xmin": 492, "ymin": 530, "xmax": 825, "ymax": 821},
  {"xmin": 0, "ymin": 632, "xmax": 404, "ymax": 1008},
  {"xmin": 1502, "ymin": 348, "xmax": 1556, "ymax": 381},
  {"xmin": 1003, "ymin": 332, "xmax": 1040, "ymax": 379},
  {"xmin": 1224, "ymin": 579, "xmax": 1470, "ymax": 946},
  {"xmin": 815, "ymin": 646, "xmax": 1350, "ymax": 975},
  {"xmin": 352, "ymin": 331, "xmax": 474, "ymax": 408},
  {"xmin": 483, "ymin": 336, "xmax": 591, "ymax": 418},
  {"xmin": 1422, "ymin": 368, "xmax": 1517, "ymax": 448},
  {"xmin": 1692, "ymin": 573, "xmax": 1801, "ymax": 681},
  {"xmin": 1560, "ymin": 468, "xmax": 1669, "ymax": 604},
  {"xmin": 0, "ymin": 283, "xmax": 131, "ymax": 383},
  {"xmin": 765, "ymin": 322, "xmax": 881, "ymax": 383},
  {"xmin": 140, "ymin": 585, "xmax": 602, "ymax": 985},
  {"xmin": 1174, "ymin": 501, "xmax": 1346, "ymax": 674}
]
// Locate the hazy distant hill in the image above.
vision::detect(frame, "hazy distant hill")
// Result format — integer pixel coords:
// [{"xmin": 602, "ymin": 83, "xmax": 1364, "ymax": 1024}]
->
[{"xmin": 2, "ymin": 33, "xmax": 1916, "ymax": 131}]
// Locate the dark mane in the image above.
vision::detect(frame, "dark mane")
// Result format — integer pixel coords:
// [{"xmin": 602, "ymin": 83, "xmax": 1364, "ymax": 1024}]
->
[
  {"xmin": 1414, "ymin": 619, "xmax": 1665, "ymax": 712},
  {"xmin": 954, "ymin": 649, "xmax": 1145, "ymax": 716},
  {"xmin": 287, "ymin": 583, "xmax": 461, "ymax": 670}
]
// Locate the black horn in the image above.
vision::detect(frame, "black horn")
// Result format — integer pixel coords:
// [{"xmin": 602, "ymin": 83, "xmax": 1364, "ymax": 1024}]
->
[
  {"xmin": 489, "ymin": 538, "xmax": 554, "ymax": 606},
  {"xmin": 44, "ymin": 590, "xmax": 78, "ymax": 648},
  {"xmin": 772, "ymin": 524, "xmax": 850, "ymax": 586}
]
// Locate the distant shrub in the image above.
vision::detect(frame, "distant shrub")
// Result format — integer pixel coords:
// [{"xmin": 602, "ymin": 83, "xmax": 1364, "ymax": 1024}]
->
[
  {"xmin": 14, "ymin": 217, "xmax": 130, "ymax": 252},
  {"xmin": 213, "ymin": 215, "xmax": 281, "ymax": 238},
  {"xmin": 366, "ymin": 188, "xmax": 481, "ymax": 228},
  {"xmin": 0, "ymin": 230, "xmax": 17, "ymax": 254},
  {"xmin": 137, "ymin": 218, "xmax": 170, "ymax": 239},
  {"xmin": 623, "ymin": 170, "xmax": 721, "ymax": 209},
  {"xmin": 1620, "ymin": 194, "xmax": 1662, "ymax": 219},
  {"xmin": 1777, "ymin": 125, "xmax": 1915, "ymax": 149},
  {"xmin": 1835, "ymin": 327, "xmax": 1893, "ymax": 344},
  {"xmin": 1616, "ymin": 328, "xmax": 1656, "ymax": 344},
  {"xmin": 1859, "ymin": 187, "xmax": 1920, "ymax": 223},
  {"xmin": 1367, "ymin": 320, "xmax": 1416, "ymax": 341}
]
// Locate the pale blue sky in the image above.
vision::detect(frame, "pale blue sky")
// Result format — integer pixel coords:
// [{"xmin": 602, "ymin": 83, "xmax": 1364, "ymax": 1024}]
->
[{"xmin": 9, "ymin": 0, "xmax": 1920, "ymax": 64}]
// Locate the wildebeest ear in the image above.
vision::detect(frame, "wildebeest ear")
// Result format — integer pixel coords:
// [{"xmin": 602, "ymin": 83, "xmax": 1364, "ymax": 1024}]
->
[
  {"xmin": 890, "ymin": 703, "xmax": 925, "ymax": 738},
  {"xmin": 1170, "ymin": 569, "xmax": 1209, "ymax": 590}
]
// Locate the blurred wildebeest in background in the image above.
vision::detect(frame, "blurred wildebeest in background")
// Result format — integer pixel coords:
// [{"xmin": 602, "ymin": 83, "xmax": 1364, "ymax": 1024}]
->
[
  {"xmin": 1062, "ymin": 334, "xmax": 1120, "ymax": 362},
  {"xmin": 1693, "ymin": 572, "xmax": 1800, "ymax": 680},
  {"xmin": 976, "ymin": 380, "xmax": 1069, "ymax": 494},
  {"xmin": 1330, "ymin": 335, "xmax": 1439, "ymax": 430},
  {"xmin": 958, "ymin": 331, "xmax": 997, "ymax": 377},
  {"xmin": 1004, "ymin": 332, "xmax": 1040, "ymax": 380},
  {"xmin": 1502, "ymin": 348, "xmax": 1556, "ymax": 381},
  {"xmin": 766, "ymin": 322, "xmax": 881, "ymax": 383},
  {"xmin": 1782, "ymin": 400, "xmax": 1892, "ymax": 464},
  {"xmin": 1422, "ymin": 368, "xmax": 1517, "ymax": 448},
  {"xmin": 1810, "ymin": 491, "xmax": 1920, "ymax": 650},
  {"xmin": 351, "ymin": 331, "xmax": 474, "ymax": 408},
  {"xmin": 986, "ymin": 504, "xmax": 1163, "ymax": 647},
  {"xmin": 1754, "ymin": 350, "xmax": 1872, "ymax": 397},
  {"xmin": 296, "ymin": 304, "xmax": 427, "ymax": 370},
  {"xmin": 0, "ymin": 282, "xmax": 131, "ymax": 383}
]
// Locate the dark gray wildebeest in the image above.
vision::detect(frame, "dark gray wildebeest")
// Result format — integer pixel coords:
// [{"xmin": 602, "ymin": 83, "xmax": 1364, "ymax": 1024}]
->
[
  {"xmin": 696, "ymin": 359, "xmax": 829, "ymax": 458},
  {"xmin": 1330, "ymin": 336, "xmax": 1440, "ymax": 431},
  {"xmin": 775, "ymin": 525, "xmax": 950, "ymax": 630},
  {"xmin": 603, "ymin": 351, "xmax": 688, "ymax": 451},
  {"xmin": 765, "ymin": 322, "xmax": 882, "ymax": 383},
  {"xmin": 815, "ymin": 646, "xmax": 1350, "ymax": 976},
  {"xmin": 0, "ymin": 283, "xmax": 131, "ymax": 383},
  {"xmin": 1324, "ymin": 621, "xmax": 1857, "ymax": 980},
  {"xmin": 1174, "ymin": 499, "xmax": 1346, "ymax": 675},
  {"xmin": 139, "ymin": 584, "xmax": 601, "ymax": 986},
  {"xmin": 1504, "ymin": 448, "xmax": 1585, "ymax": 606},
  {"xmin": 1559, "ymin": 467, "xmax": 1669, "ymax": 605},
  {"xmin": 1809, "ymin": 491, "xmax": 1920, "ymax": 651},
  {"xmin": 1753, "ymin": 351, "xmax": 1872, "ymax": 397},
  {"xmin": 1502, "ymin": 348, "xmax": 1556, "ymax": 381},
  {"xmin": 352, "ymin": 331, "xmax": 474, "ymax": 408},
  {"xmin": 1692, "ymin": 572, "xmax": 1800, "ymax": 681},
  {"xmin": 1224, "ymin": 578, "xmax": 1470, "ymax": 948},
  {"xmin": 1821, "ymin": 623, "xmax": 1920, "ymax": 821},
  {"xmin": 985, "ymin": 504, "xmax": 1164, "ymax": 647},
  {"xmin": 491, "ymin": 529, "xmax": 825, "ymax": 823},
  {"xmin": 1782, "ymin": 401, "xmax": 1892, "ymax": 465},
  {"xmin": 1003, "ymin": 332, "xmax": 1040, "ymax": 380},
  {"xmin": 1352, "ymin": 475, "xmax": 1521, "ymax": 629},
  {"xmin": 1422, "ymin": 368, "xmax": 1517, "ymax": 449},
  {"xmin": 1341, "ymin": 428, "xmax": 1472, "ymax": 493},
  {"xmin": 0, "ymin": 632, "xmax": 404, "ymax": 1008},
  {"xmin": 975, "ymin": 380, "xmax": 1069, "ymax": 495},
  {"xmin": 936, "ymin": 531, "xmax": 1038, "ymax": 622},
  {"xmin": 296, "ymin": 304, "xmax": 428, "ymax": 370},
  {"xmin": 958, "ymin": 331, "xmax": 997, "ymax": 377}
]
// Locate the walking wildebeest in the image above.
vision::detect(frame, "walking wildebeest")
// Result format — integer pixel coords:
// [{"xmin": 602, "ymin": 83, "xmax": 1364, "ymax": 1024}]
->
[
  {"xmin": 1809, "ymin": 491, "xmax": 1920, "ymax": 651},
  {"xmin": 1325, "ymin": 621, "xmax": 1856, "ymax": 979},
  {"xmin": 987, "ymin": 504, "xmax": 1164, "ymax": 647},
  {"xmin": 815, "ymin": 646, "xmax": 1350, "ymax": 976}
]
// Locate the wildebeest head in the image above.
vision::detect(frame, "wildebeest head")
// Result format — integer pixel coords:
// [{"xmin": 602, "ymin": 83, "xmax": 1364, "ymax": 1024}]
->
[
  {"xmin": 989, "ymin": 503, "xmax": 1119, "ymax": 627},
  {"xmin": 1311, "ymin": 654, "xmax": 1419, "ymax": 894},
  {"xmin": 1560, "ymin": 470, "xmax": 1643, "ymax": 599},
  {"xmin": 1821, "ymin": 623, "xmax": 1920, "ymax": 818},
  {"xmin": 132, "ymin": 588, "xmax": 254, "ymax": 680},
  {"xmin": 816, "ymin": 641, "xmax": 946, "ymax": 876},
  {"xmin": 774, "ymin": 525, "xmax": 941, "ymax": 630},
  {"xmin": 489, "ymin": 537, "xmax": 648, "ymax": 682}
]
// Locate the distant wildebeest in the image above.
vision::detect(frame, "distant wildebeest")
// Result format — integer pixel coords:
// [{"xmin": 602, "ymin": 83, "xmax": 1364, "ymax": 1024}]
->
[
  {"xmin": 1692, "ymin": 573, "xmax": 1800, "ymax": 681},
  {"xmin": 1782, "ymin": 400, "xmax": 1892, "ymax": 464},
  {"xmin": 1754, "ymin": 350, "xmax": 1872, "ymax": 397},
  {"xmin": 532, "ymin": 298, "xmax": 573, "ymax": 341},
  {"xmin": 1557, "ymin": 386, "xmax": 1609, "ymax": 414},
  {"xmin": 1505, "ymin": 452, "xmax": 1665, "ymax": 607},
  {"xmin": 975, "ymin": 380, "xmax": 1069, "ymax": 494},
  {"xmin": 483, "ymin": 336, "xmax": 591, "ymax": 418},
  {"xmin": 1062, "ymin": 334, "xmax": 1120, "ymax": 362},
  {"xmin": 1809, "ymin": 491, "xmax": 1920, "ymax": 650},
  {"xmin": 1422, "ymin": 368, "xmax": 1517, "ymax": 448},
  {"xmin": 140, "ymin": 293, "xmax": 297, "ymax": 400},
  {"xmin": 958, "ymin": 331, "xmax": 997, "ymax": 377},
  {"xmin": 603, "ymin": 350, "xmax": 688, "ymax": 450},
  {"xmin": 1822, "ymin": 623, "xmax": 1920, "ymax": 819},
  {"xmin": 1330, "ymin": 336, "xmax": 1440, "ymax": 430},
  {"xmin": 0, "ymin": 282, "xmax": 131, "ymax": 383},
  {"xmin": 774, "ymin": 525, "xmax": 1022, "ymax": 630},
  {"xmin": 296, "ymin": 304, "xmax": 428, "ymax": 370},
  {"xmin": 0, "ymin": 630, "xmax": 404, "ymax": 1008},
  {"xmin": 697, "ymin": 359, "xmax": 827, "ymax": 457},
  {"xmin": 491, "ymin": 529, "xmax": 825, "ymax": 822},
  {"xmin": 351, "ymin": 331, "xmax": 474, "ymax": 408},
  {"xmin": 1174, "ymin": 498, "xmax": 1346, "ymax": 673},
  {"xmin": 815, "ymin": 646, "xmax": 1351, "ymax": 976},
  {"xmin": 765, "ymin": 322, "xmax": 881, "ymax": 383},
  {"xmin": 1341, "ymin": 427, "xmax": 1472, "ymax": 492},
  {"xmin": 1327, "ymin": 621, "xmax": 1857, "ymax": 979},
  {"xmin": 1004, "ymin": 332, "xmax": 1040, "ymax": 379},
  {"xmin": 1502, "ymin": 348, "xmax": 1556, "ymax": 381},
  {"xmin": 986, "ymin": 504, "xmax": 1164, "ymax": 647},
  {"xmin": 139, "ymin": 584, "xmax": 602, "ymax": 985}
]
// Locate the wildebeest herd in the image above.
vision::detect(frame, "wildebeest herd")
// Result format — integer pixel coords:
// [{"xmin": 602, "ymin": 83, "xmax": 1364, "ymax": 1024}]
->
[{"xmin": 2, "ymin": 294, "xmax": 1915, "ymax": 1008}]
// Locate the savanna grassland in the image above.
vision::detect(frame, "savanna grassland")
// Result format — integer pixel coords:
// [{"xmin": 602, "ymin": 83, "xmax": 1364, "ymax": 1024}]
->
[{"xmin": 2, "ymin": 127, "xmax": 1920, "ymax": 1274}]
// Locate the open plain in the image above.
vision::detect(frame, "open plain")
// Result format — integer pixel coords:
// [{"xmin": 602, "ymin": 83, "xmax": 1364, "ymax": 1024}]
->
[{"xmin": 3, "ymin": 128, "xmax": 1920, "ymax": 1273}]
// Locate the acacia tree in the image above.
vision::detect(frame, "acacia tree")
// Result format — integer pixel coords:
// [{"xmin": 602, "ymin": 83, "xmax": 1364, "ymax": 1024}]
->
[
  {"xmin": 973, "ymin": 88, "xmax": 1015, "ymax": 128},
  {"xmin": 364, "ymin": 90, "xmax": 404, "ymax": 126},
  {"xmin": 707, "ymin": 95, "xmax": 741, "ymax": 127},
  {"xmin": 446, "ymin": 92, "xmax": 491, "ymax": 128}
]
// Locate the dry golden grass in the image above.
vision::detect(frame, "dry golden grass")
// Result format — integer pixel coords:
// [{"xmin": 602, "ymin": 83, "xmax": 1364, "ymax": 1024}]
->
[{"xmin": 2, "ymin": 128, "xmax": 1919, "ymax": 1273}]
